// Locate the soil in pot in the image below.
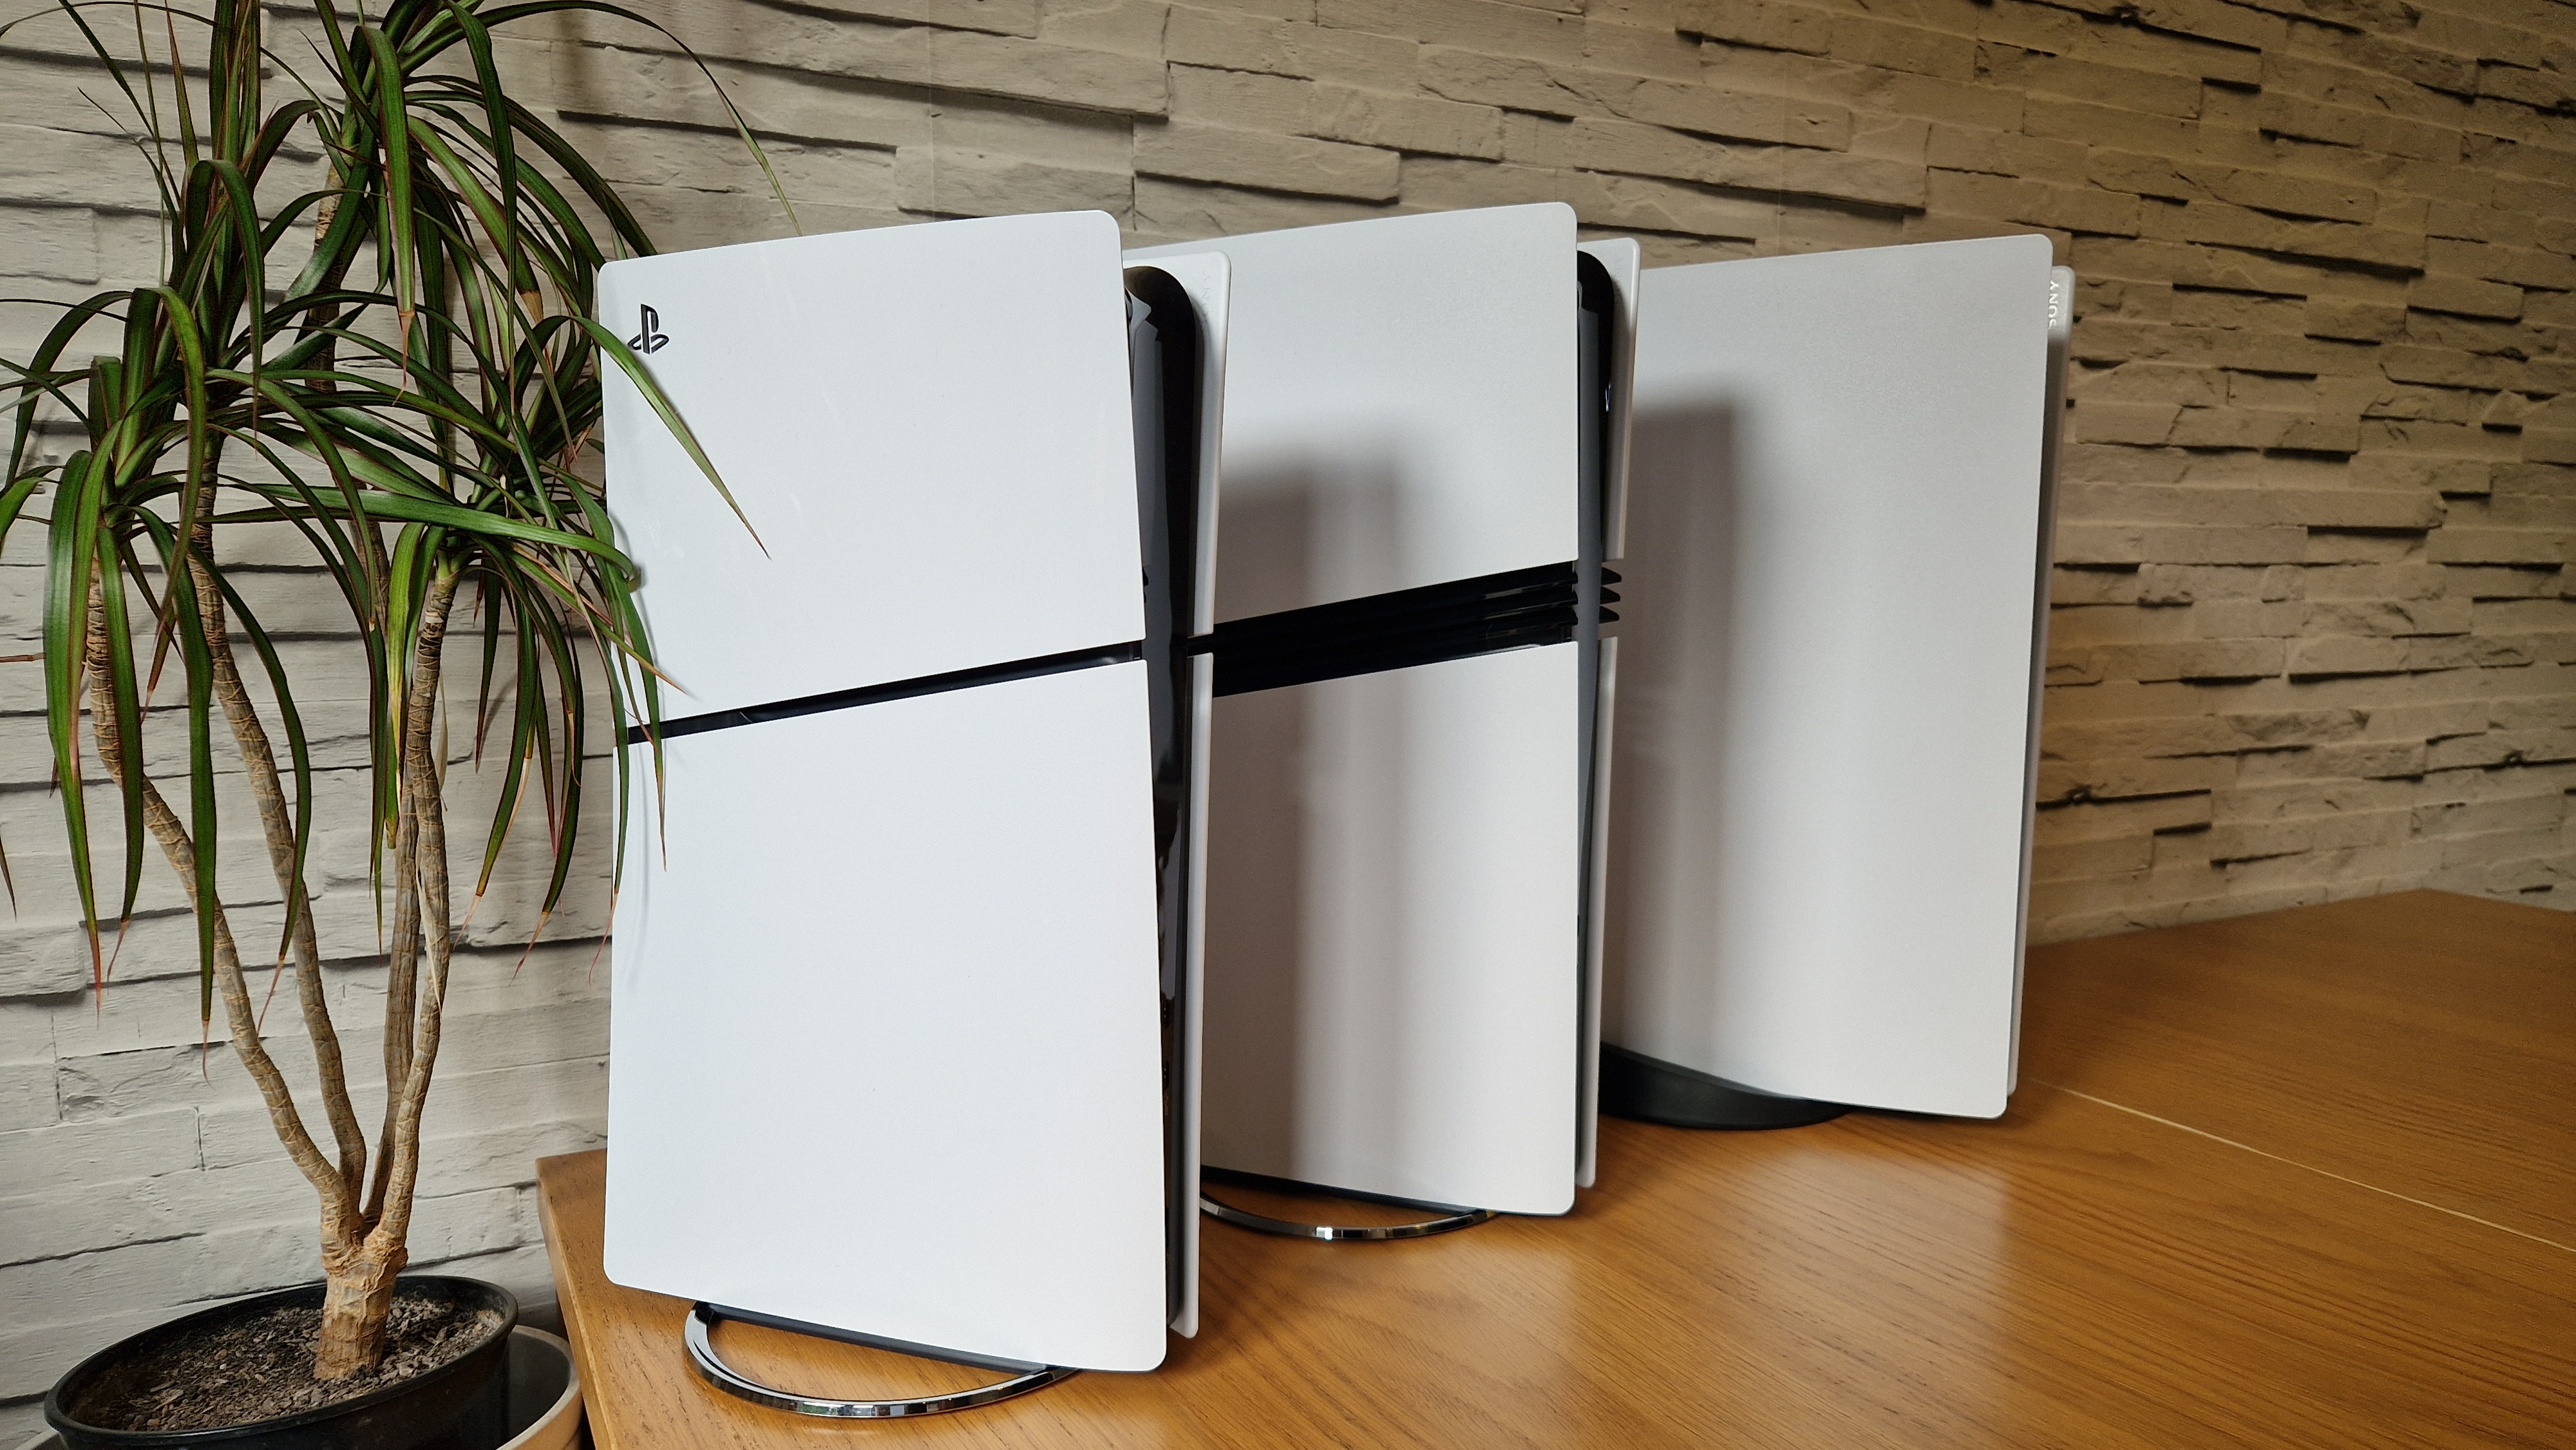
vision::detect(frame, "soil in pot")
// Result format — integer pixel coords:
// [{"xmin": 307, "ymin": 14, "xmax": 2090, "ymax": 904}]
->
[{"xmin": 63, "ymin": 1289, "xmax": 508, "ymax": 1435}]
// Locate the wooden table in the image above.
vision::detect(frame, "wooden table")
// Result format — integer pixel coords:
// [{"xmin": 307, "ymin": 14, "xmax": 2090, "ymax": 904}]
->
[{"xmin": 538, "ymin": 889, "xmax": 2574, "ymax": 1447}]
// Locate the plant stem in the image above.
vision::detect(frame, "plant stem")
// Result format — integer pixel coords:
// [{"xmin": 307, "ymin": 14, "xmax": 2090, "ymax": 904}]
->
[
  {"xmin": 321, "ymin": 566, "xmax": 461, "ymax": 1377},
  {"xmin": 82, "ymin": 584, "xmax": 358, "ymax": 1245},
  {"xmin": 187, "ymin": 532, "xmax": 370, "ymax": 1207}
]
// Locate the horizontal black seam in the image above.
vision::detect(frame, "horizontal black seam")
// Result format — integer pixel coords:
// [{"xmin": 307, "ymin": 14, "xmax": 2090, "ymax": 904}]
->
[
  {"xmin": 1198, "ymin": 561, "xmax": 1589, "ymax": 697},
  {"xmin": 625, "ymin": 641, "xmax": 1145, "ymax": 745}
]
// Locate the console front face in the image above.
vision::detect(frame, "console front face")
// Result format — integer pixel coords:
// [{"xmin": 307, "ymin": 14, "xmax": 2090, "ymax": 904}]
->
[
  {"xmin": 600, "ymin": 212, "xmax": 1190, "ymax": 1372},
  {"xmin": 1609, "ymin": 234, "xmax": 2056, "ymax": 1120}
]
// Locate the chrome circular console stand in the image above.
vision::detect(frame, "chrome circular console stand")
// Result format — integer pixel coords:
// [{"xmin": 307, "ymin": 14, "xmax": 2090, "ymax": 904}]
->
[
  {"xmin": 684, "ymin": 1303, "xmax": 1077, "ymax": 1418},
  {"xmin": 1197, "ymin": 1192, "xmax": 1497, "ymax": 1241}
]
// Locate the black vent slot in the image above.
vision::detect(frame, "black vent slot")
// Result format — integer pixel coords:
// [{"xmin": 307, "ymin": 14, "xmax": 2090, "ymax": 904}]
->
[{"xmin": 1197, "ymin": 561, "xmax": 1584, "ymax": 697}]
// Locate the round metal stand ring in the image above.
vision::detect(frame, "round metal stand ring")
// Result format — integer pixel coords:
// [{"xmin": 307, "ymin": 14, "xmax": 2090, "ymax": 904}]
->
[
  {"xmin": 1198, "ymin": 1192, "xmax": 1497, "ymax": 1241},
  {"xmin": 684, "ymin": 1303, "xmax": 1077, "ymax": 1418}
]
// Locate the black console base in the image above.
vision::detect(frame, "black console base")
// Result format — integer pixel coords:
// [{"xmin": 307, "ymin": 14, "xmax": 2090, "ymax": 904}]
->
[{"xmin": 1598, "ymin": 1044, "xmax": 1850, "ymax": 1130}]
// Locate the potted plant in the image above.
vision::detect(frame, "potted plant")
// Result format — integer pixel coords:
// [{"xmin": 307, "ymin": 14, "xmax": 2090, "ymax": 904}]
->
[{"xmin": 2, "ymin": 0, "xmax": 761, "ymax": 1442}]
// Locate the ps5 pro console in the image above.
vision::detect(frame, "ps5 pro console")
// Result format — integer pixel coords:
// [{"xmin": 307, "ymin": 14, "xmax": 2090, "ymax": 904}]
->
[{"xmin": 1603, "ymin": 234, "xmax": 2071, "ymax": 1124}]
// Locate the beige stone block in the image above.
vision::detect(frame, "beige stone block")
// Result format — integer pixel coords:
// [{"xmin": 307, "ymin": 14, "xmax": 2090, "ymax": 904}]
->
[
  {"xmin": 2428, "ymin": 728, "xmax": 2576, "ymax": 770},
  {"xmin": 1779, "ymin": 149, "xmax": 1926, "ymax": 209},
  {"xmin": 0, "ymin": 205, "xmax": 97, "ymax": 285},
  {"xmin": 1167, "ymin": 8, "xmax": 1417, "ymax": 89},
  {"xmin": 1037, "ymin": 0, "xmax": 1171, "ymax": 57},
  {"xmin": 2036, "ymin": 755, "xmax": 2233, "ymax": 804},
  {"xmin": 2089, "ymin": 639, "xmax": 2286, "ymax": 682},
  {"xmin": 1830, "ymin": 14, "xmax": 1977, "ymax": 83},
  {"xmin": 2167, "ymin": 408, "xmax": 2296, "ymax": 449},
  {"xmin": 1305, "ymin": 84, "xmax": 1502, "ymax": 159},
  {"xmin": 1980, "ymin": 46, "xmax": 2202, "ymax": 120},
  {"xmin": 1315, "ymin": 0, "xmax": 1581, "ymax": 61},
  {"xmin": 2028, "ymin": 791, "xmax": 2215, "ymax": 846},
  {"xmin": 1506, "ymin": 115, "xmax": 1776, "ymax": 188},
  {"xmin": 2050, "ymin": 567, "xmax": 2145, "ymax": 605},
  {"xmin": 1926, "ymin": 169, "xmax": 2141, "ymax": 236},
  {"xmin": 899, "ymin": 149, "xmax": 1132, "ymax": 218},
  {"xmin": 2304, "ymin": 299, "xmax": 2406, "ymax": 343},
  {"xmin": 2201, "ymin": 818, "xmax": 2317, "ymax": 864},
  {"xmin": 1135, "ymin": 120, "xmax": 1400, "ymax": 200},
  {"xmin": 2029, "ymin": 834, "xmax": 2157, "ymax": 881},
  {"xmin": 2409, "ymin": 274, "xmax": 2525, "ymax": 321},
  {"xmin": 1130, "ymin": 176, "xmax": 1393, "ymax": 241},
  {"xmin": 1171, "ymin": 64, "xmax": 1314, "ymax": 131},
  {"xmin": 2185, "ymin": 165, "xmax": 2380, "ymax": 225},
  {"xmin": 2071, "ymin": 10, "xmax": 2266, "ymax": 87},
  {"xmin": 2426, "ymin": 527, "xmax": 2568, "ymax": 566},
  {"xmin": 1670, "ymin": 0, "xmax": 1833, "ymax": 56},
  {"xmin": 2070, "ymin": 400, "xmax": 2177, "ymax": 446},
  {"xmin": 2379, "ymin": 346, "xmax": 2524, "ymax": 392},
  {"xmin": 2303, "ymin": 599, "xmax": 2475, "ymax": 637},
  {"xmin": 2149, "ymin": 199, "xmax": 2423, "ymax": 272},
  {"xmin": 1927, "ymin": 124, "xmax": 2085, "ymax": 180},
  {"xmin": 2431, "ymin": 236, "xmax": 2576, "ymax": 290},
  {"xmin": 2087, "ymin": 149, "xmax": 2193, "ymax": 202},
  {"xmin": 2023, "ymin": 95, "xmax": 2195, "ymax": 153},
  {"xmin": 2190, "ymin": 599, "xmax": 2304, "ymax": 637}
]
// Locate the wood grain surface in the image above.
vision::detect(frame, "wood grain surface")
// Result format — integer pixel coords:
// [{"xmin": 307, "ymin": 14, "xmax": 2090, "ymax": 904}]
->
[
  {"xmin": 2020, "ymin": 888, "xmax": 2575, "ymax": 1247},
  {"xmin": 540, "ymin": 890, "xmax": 2576, "ymax": 1448}
]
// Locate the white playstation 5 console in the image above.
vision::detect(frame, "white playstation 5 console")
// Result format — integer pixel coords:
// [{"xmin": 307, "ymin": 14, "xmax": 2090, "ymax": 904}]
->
[
  {"xmin": 598, "ymin": 210, "xmax": 1225, "ymax": 1410},
  {"xmin": 1602, "ymin": 234, "xmax": 2072, "ymax": 1125},
  {"xmin": 1133, "ymin": 204, "xmax": 1632, "ymax": 1227}
]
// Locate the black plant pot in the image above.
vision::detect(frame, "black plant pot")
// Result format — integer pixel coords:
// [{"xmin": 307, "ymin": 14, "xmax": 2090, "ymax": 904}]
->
[{"xmin": 44, "ymin": 1277, "xmax": 517, "ymax": 1450}]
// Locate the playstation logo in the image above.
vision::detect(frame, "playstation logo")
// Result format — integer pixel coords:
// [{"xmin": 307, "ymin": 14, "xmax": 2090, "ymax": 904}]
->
[{"xmin": 627, "ymin": 304, "xmax": 670, "ymax": 354}]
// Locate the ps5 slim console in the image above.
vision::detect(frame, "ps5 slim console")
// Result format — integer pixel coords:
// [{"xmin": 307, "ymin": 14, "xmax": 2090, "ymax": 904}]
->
[
  {"xmin": 1602, "ymin": 235, "xmax": 2071, "ymax": 1125},
  {"xmin": 1134, "ymin": 204, "xmax": 1629, "ymax": 1231},
  {"xmin": 599, "ymin": 210, "xmax": 1223, "ymax": 1411}
]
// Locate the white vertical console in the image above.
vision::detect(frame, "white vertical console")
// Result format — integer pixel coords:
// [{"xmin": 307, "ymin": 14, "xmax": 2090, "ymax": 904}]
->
[
  {"xmin": 1603, "ymin": 234, "xmax": 2069, "ymax": 1124},
  {"xmin": 598, "ymin": 211, "xmax": 1224, "ymax": 1407},
  {"xmin": 1133, "ymin": 205, "xmax": 1627, "ymax": 1225}
]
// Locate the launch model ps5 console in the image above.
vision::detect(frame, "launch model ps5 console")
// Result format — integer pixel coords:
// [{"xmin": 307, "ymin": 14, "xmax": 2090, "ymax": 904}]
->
[
  {"xmin": 598, "ymin": 211, "xmax": 1226, "ymax": 1412},
  {"xmin": 1602, "ymin": 234, "xmax": 2072, "ymax": 1125},
  {"xmin": 1134, "ymin": 204, "xmax": 1634, "ymax": 1230}
]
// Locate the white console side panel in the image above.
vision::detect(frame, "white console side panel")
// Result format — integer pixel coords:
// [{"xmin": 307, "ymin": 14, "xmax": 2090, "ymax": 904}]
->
[
  {"xmin": 1200, "ymin": 643, "xmax": 1582, "ymax": 1215},
  {"xmin": 1607, "ymin": 234, "xmax": 2054, "ymax": 1119},
  {"xmin": 605, "ymin": 663, "xmax": 1170, "ymax": 1370},
  {"xmin": 1132, "ymin": 204, "xmax": 1578, "ymax": 618},
  {"xmin": 600, "ymin": 211, "xmax": 1143, "ymax": 716}
]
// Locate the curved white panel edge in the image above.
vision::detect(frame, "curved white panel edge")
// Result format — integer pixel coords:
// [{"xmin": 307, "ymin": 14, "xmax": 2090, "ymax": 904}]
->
[{"xmin": 1607, "ymin": 234, "xmax": 2056, "ymax": 1120}]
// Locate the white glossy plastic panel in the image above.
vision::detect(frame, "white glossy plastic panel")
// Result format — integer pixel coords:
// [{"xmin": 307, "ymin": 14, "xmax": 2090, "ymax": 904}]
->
[
  {"xmin": 600, "ymin": 212, "xmax": 1142, "ymax": 717},
  {"xmin": 1132, "ymin": 204, "xmax": 1578, "ymax": 619},
  {"xmin": 605, "ymin": 663, "xmax": 1170, "ymax": 1370},
  {"xmin": 1200, "ymin": 643, "xmax": 1582, "ymax": 1215},
  {"xmin": 1605, "ymin": 234, "xmax": 2055, "ymax": 1120}
]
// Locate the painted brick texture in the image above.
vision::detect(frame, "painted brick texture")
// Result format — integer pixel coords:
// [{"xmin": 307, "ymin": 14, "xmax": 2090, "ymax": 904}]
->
[{"xmin": 4, "ymin": 0, "xmax": 2573, "ymax": 1433}]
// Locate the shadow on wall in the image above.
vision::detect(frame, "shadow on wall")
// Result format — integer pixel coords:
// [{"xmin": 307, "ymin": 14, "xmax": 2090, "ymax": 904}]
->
[{"xmin": 1601, "ymin": 402, "xmax": 1739, "ymax": 1061}]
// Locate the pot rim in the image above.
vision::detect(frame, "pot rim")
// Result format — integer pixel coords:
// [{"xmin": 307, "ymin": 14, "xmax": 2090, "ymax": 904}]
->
[{"xmin": 43, "ymin": 1275, "xmax": 519, "ymax": 1445}]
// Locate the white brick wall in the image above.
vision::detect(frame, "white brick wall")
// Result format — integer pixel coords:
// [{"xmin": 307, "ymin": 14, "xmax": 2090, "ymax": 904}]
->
[{"xmin": 6, "ymin": 0, "xmax": 2574, "ymax": 1434}]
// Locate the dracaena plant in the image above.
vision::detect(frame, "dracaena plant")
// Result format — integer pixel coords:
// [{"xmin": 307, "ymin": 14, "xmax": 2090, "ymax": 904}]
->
[{"xmin": 1, "ymin": 0, "xmax": 759, "ymax": 1379}]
